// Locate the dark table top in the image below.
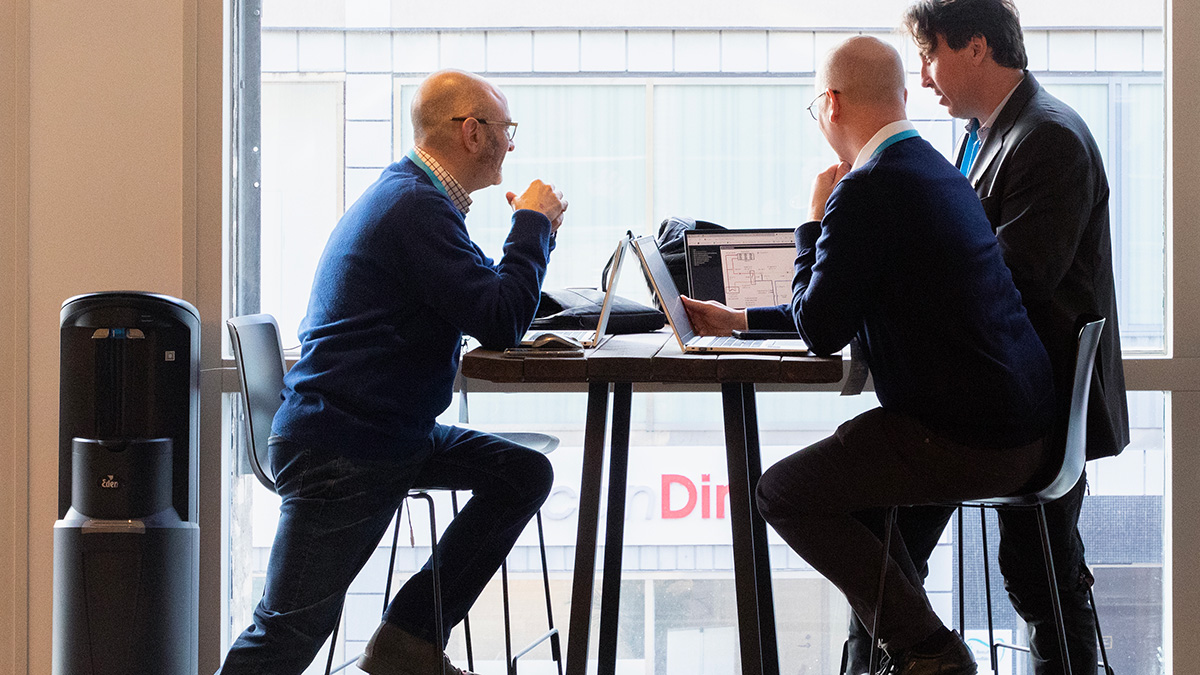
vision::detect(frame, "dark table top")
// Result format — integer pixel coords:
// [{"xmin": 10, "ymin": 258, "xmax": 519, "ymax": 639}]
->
[{"xmin": 462, "ymin": 330, "xmax": 844, "ymax": 385}]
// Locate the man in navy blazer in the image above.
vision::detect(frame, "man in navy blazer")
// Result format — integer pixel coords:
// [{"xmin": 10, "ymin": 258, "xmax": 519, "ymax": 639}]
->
[
  {"xmin": 686, "ymin": 35, "xmax": 1055, "ymax": 675},
  {"xmin": 838, "ymin": 2, "xmax": 1131, "ymax": 674}
]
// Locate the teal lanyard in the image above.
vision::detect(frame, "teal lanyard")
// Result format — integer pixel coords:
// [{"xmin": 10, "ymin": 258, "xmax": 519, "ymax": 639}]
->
[{"xmin": 872, "ymin": 128, "xmax": 921, "ymax": 159}]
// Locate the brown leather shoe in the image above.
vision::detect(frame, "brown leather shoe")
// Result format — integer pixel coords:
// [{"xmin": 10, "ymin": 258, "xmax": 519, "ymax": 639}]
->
[
  {"xmin": 877, "ymin": 631, "xmax": 977, "ymax": 675},
  {"xmin": 356, "ymin": 622, "xmax": 479, "ymax": 675}
]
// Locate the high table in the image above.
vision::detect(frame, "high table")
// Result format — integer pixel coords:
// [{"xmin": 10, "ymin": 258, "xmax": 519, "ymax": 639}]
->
[{"xmin": 462, "ymin": 331, "xmax": 843, "ymax": 675}]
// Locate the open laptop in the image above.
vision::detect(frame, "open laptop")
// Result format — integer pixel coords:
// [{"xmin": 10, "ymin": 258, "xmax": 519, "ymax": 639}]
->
[
  {"xmin": 684, "ymin": 228, "xmax": 796, "ymax": 310},
  {"xmin": 520, "ymin": 233, "xmax": 630, "ymax": 348},
  {"xmin": 631, "ymin": 235, "xmax": 808, "ymax": 354}
]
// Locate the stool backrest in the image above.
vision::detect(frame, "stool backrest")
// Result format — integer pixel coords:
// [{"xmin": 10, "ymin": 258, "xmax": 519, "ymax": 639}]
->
[
  {"xmin": 227, "ymin": 313, "xmax": 287, "ymax": 493},
  {"xmin": 1036, "ymin": 315, "xmax": 1106, "ymax": 503}
]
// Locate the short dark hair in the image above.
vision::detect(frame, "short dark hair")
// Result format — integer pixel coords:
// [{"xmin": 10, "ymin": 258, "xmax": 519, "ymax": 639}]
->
[{"xmin": 903, "ymin": 0, "xmax": 1028, "ymax": 70}]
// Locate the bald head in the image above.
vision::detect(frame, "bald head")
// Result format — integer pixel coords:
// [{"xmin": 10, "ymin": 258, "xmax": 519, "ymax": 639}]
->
[
  {"xmin": 411, "ymin": 69, "xmax": 508, "ymax": 150},
  {"xmin": 818, "ymin": 36, "xmax": 907, "ymax": 113}
]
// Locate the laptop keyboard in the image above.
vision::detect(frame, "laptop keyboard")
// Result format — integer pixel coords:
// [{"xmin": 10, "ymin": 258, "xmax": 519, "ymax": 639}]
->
[
  {"xmin": 703, "ymin": 336, "xmax": 744, "ymax": 347},
  {"xmin": 522, "ymin": 329, "xmax": 594, "ymax": 345}
]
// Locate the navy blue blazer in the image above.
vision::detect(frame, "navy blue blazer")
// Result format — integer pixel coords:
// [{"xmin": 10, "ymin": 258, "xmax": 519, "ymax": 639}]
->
[
  {"xmin": 752, "ymin": 133, "xmax": 1054, "ymax": 448},
  {"xmin": 961, "ymin": 72, "xmax": 1130, "ymax": 460}
]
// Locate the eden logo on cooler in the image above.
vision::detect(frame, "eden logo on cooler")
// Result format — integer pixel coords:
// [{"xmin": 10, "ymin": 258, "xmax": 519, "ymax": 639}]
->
[{"xmin": 100, "ymin": 475, "xmax": 120, "ymax": 489}]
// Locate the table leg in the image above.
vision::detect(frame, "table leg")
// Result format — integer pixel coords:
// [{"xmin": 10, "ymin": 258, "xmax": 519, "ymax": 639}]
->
[
  {"xmin": 597, "ymin": 383, "xmax": 633, "ymax": 675},
  {"xmin": 566, "ymin": 381, "xmax": 612, "ymax": 675},
  {"xmin": 740, "ymin": 383, "xmax": 779, "ymax": 675},
  {"xmin": 721, "ymin": 382, "xmax": 780, "ymax": 675}
]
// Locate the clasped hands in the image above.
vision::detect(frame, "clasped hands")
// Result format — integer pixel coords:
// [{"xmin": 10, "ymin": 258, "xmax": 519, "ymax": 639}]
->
[{"xmin": 508, "ymin": 180, "xmax": 568, "ymax": 233}]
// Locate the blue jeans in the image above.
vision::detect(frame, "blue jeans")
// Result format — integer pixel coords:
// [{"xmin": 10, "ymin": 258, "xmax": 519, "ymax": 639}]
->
[{"xmin": 217, "ymin": 425, "xmax": 554, "ymax": 675}]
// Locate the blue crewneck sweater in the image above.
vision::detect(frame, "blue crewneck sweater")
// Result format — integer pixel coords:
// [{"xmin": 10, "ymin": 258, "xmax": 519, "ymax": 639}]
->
[{"xmin": 272, "ymin": 157, "xmax": 554, "ymax": 458}]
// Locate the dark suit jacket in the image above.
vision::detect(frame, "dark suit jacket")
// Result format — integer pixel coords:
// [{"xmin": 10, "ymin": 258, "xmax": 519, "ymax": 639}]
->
[{"xmin": 957, "ymin": 71, "xmax": 1130, "ymax": 459}]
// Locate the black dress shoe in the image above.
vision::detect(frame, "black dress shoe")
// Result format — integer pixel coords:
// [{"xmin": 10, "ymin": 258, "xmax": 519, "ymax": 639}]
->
[
  {"xmin": 877, "ymin": 631, "xmax": 977, "ymax": 675},
  {"xmin": 357, "ymin": 622, "xmax": 479, "ymax": 675}
]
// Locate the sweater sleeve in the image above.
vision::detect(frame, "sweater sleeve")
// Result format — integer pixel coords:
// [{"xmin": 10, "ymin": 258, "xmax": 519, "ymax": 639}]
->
[
  {"xmin": 402, "ymin": 197, "xmax": 554, "ymax": 349},
  {"xmin": 745, "ymin": 304, "xmax": 793, "ymax": 330}
]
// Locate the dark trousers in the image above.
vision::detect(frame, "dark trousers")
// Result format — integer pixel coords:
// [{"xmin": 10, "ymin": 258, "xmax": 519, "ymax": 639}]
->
[
  {"xmin": 842, "ymin": 475, "xmax": 1096, "ymax": 675},
  {"xmin": 754, "ymin": 407, "xmax": 1044, "ymax": 654},
  {"xmin": 217, "ymin": 425, "xmax": 554, "ymax": 675}
]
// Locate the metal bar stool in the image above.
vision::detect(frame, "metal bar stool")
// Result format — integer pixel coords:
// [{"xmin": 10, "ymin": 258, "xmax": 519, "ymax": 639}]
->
[
  {"xmin": 228, "ymin": 314, "xmax": 451, "ymax": 675},
  {"xmin": 869, "ymin": 317, "xmax": 1113, "ymax": 675}
]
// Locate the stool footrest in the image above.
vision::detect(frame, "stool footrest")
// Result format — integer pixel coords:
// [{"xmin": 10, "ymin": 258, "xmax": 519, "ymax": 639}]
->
[
  {"xmin": 511, "ymin": 628, "xmax": 561, "ymax": 670},
  {"xmin": 994, "ymin": 641, "xmax": 1031, "ymax": 655}
]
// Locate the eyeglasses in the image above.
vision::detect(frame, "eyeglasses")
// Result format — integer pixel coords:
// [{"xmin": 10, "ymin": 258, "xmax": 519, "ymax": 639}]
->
[
  {"xmin": 806, "ymin": 90, "xmax": 839, "ymax": 121},
  {"xmin": 451, "ymin": 116, "xmax": 519, "ymax": 141}
]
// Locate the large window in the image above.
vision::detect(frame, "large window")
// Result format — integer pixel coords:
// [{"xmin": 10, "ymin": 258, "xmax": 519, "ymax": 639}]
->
[{"xmin": 226, "ymin": 7, "xmax": 1167, "ymax": 675}]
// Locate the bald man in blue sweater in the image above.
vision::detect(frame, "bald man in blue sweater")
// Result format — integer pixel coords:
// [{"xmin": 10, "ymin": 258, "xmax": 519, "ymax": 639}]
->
[{"xmin": 218, "ymin": 70, "xmax": 567, "ymax": 675}]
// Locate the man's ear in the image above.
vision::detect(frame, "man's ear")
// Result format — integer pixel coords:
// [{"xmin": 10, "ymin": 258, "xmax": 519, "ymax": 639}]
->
[
  {"xmin": 968, "ymin": 34, "xmax": 990, "ymax": 65},
  {"xmin": 460, "ymin": 117, "xmax": 482, "ymax": 153},
  {"xmin": 827, "ymin": 89, "xmax": 842, "ymax": 123}
]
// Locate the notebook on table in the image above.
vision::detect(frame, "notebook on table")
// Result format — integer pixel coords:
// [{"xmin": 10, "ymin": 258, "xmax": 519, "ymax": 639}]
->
[
  {"xmin": 684, "ymin": 228, "xmax": 798, "ymax": 310},
  {"xmin": 520, "ymin": 233, "xmax": 630, "ymax": 349},
  {"xmin": 630, "ymin": 235, "xmax": 808, "ymax": 355}
]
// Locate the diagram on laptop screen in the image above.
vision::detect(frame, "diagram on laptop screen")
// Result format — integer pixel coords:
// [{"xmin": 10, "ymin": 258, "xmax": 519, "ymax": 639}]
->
[{"xmin": 721, "ymin": 247, "xmax": 795, "ymax": 309}]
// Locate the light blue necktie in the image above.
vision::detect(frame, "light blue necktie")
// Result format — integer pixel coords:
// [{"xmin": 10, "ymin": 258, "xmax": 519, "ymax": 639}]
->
[{"xmin": 960, "ymin": 120, "xmax": 981, "ymax": 176}]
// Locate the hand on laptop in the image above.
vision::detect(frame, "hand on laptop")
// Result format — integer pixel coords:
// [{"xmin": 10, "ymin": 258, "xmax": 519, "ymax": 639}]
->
[
  {"xmin": 508, "ymin": 180, "xmax": 568, "ymax": 233},
  {"xmin": 680, "ymin": 296, "xmax": 748, "ymax": 336}
]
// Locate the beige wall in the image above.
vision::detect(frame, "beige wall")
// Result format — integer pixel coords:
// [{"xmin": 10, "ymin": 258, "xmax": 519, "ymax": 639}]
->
[
  {"xmin": 1166, "ymin": 0, "xmax": 1200, "ymax": 668},
  {"xmin": 2, "ymin": 1, "xmax": 1200, "ymax": 674},
  {"xmin": 1, "ymin": 0, "xmax": 30, "ymax": 673},
  {"xmin": 2, "ymin": 0, "xmax": 225, "ymax": 673}
]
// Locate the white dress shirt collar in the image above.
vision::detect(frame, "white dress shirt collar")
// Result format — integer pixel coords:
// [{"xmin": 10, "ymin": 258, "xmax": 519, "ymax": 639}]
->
[
  {"xmin": 976, "ymin": 75, "xmax": 1024, "ymax": 144},
  {"xmin": 852, "ymin": 120, "xmax": 918, "ymax": 171}
]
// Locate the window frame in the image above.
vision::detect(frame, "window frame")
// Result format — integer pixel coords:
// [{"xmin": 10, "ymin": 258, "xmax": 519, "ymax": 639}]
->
[{"xmin": 206, "ymin": 9, "xmax": 1200, "ymax": 673}]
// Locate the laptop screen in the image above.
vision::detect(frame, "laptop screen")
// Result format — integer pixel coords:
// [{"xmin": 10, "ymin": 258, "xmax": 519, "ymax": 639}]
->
[
  {"xmin": 593, "ymin": 234, "xmax": 629, "ymax": 337},
  {"xmin": 684, "ymin": 229, "xmax": 796, "ymax": 309},
  {"xmin": 632, "ymin": 236, "xmax": 697, "ymax": 345}
]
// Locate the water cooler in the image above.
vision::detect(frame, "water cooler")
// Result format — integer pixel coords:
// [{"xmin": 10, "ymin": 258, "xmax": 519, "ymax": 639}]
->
[{"xmin": 53, "ymin": 292, "xmax": 200, "ymax": 675}]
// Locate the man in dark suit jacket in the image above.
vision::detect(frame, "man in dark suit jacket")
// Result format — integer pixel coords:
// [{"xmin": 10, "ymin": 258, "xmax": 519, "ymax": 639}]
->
[
  {"xmin": 685, "ymin": 34, "xmax": 1056, "ymax": 675},
  {"xmin": 840, "ymin": 2, "xmax": 1130, "ymax": 673}
]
